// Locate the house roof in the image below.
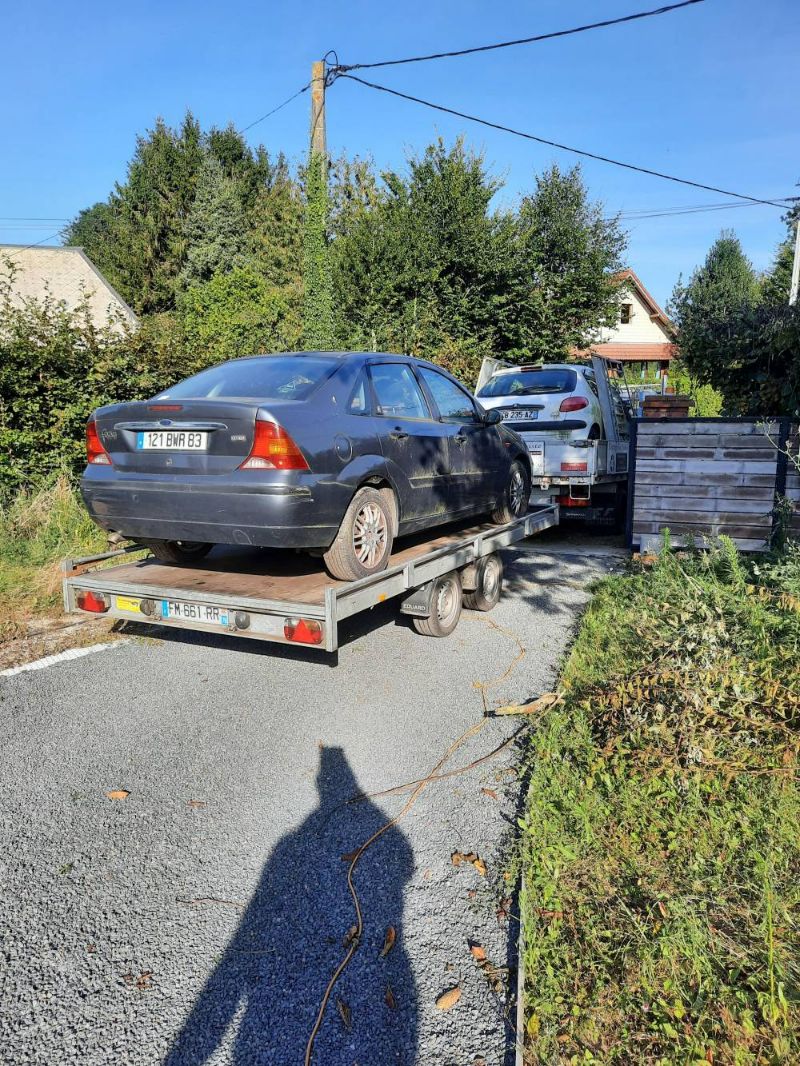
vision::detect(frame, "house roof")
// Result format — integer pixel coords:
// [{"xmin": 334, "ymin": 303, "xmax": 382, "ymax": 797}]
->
[
  {"xmin": 614, "ymin": 267, "xmax": 674, "ymax": 332},
  {"xmin": 0, "ymin": 245, "xmax": 138, "ymax": 331},
  {"xmin": 587, "ymin": 342, "xmax": 676, "ymax": 362}
]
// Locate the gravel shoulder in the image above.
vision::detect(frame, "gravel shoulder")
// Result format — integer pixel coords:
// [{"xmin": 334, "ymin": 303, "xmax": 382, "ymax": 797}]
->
[{"xmin": 0, "ymin": 545, "xmax": 614, "ymax": 1066}]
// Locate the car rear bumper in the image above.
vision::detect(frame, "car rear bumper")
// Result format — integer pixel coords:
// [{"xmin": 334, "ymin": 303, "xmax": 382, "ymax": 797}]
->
[{"xmin": 81, "ymin": 469, "xmax": 340, "ymax": 549}]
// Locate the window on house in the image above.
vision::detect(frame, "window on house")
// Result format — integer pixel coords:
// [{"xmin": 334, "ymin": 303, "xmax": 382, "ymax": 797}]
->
[{"xmin": 620, "ymin": 303, "xmax": 632, "ymax": 325}]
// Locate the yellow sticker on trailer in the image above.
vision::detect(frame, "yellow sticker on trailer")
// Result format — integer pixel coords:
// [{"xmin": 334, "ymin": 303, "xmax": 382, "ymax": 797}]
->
[{"xmin": 116, "ymin": 595, "xmax": 141, "ymax": 613}]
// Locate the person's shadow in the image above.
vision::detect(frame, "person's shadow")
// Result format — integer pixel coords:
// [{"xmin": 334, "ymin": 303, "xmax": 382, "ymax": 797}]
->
[{"xmin": 164, "ymin": 747, "xmax": 417, "ymax": 1065}]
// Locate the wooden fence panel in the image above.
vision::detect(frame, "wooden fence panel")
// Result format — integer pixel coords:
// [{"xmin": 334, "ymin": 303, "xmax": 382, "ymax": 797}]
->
[{"xmin": 630, "ymin": 419, "xmax": 798, "ymax": 553}]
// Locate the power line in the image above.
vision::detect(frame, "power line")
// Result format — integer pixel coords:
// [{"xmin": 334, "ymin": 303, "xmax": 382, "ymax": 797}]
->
[
  {"xmin": 0, "ymin": 216, "xmax": 69, "ymax": 222},
  {"xmin": 2, "ymin": 232, "xmax": 65, "ymax": 258},
  {"xmin": 333, "ymin": 0, "xmax": 704, "ymax": 72},
  {"xmin": 616, "ymin": 199, "xmax": 796, "ymax": 220},
  {"xmin": 338, "ymin": 73, "xmax": 789, "ymax": 209},
  {"xmin": 239, "ymin": 82, "xmax": 310, "ymax": 134}
]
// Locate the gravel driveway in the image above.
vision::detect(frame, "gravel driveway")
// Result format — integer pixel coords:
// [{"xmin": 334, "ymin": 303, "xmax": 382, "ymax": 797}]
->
[{"xmin": 0, "ymin": 545, "xmax": 614, "ymax": 1066}]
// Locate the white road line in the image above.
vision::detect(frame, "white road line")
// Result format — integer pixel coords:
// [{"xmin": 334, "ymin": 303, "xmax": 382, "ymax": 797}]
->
[{"xmin": 0, "ymin": 641, "xmax": 123, "ymax": 678}]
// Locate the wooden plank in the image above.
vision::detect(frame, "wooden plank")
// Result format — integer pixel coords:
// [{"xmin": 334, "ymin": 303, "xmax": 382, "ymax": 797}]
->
[
  {"xmin": 638, "ymin": 533, "xmax": 768, "ymax": 553},
  {"xmin": 634, "ymin": 499, "xmax": 773, "ymax": 516},
  {"xmin": 634, "ymin": 483, "xmax": 775, "ymax": 501},
  {"xmin": 636, "ymin": 459, "xmax": 777, "ymax": 475},
  {"xmin": 637, "ymin": 421, "xmax": 773, "ymax": 436},
  {"xmin": 634, "ymin": 470, "xmax": 777, "ymax": 488},
  {"xmin": 633, "ymin": 519, "xmax": 771, "ymax": 537}
]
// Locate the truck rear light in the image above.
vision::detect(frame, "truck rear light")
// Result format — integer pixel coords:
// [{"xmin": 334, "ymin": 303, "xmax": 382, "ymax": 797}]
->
[
  {"xmin": 556, "ymin": 495, "xmax": 590, "ymax": 507},
  {"xmin": 283, "ymin": 617, "xmax": 323, "ymax": 645},
  {"xmin": 559, "ymin": 397, "xmax": 589, "ymax": 412},
  {"xmin": 240, "ymin": 422, "xmax": 310, "ymax": 471},
  {"xmin": 86, "ymin": 419, "xmax": 112, "ymax": 465},
  {"xmin": 76, "ymin": 589, "xmax": 110, "ymax": 613},
  {"xmin": 561, "ymin": 462, "xmax": 588, "ymax": 472}
]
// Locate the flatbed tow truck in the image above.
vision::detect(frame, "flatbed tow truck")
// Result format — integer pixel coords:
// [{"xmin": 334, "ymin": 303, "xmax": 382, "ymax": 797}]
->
[{"xmin": 62, "ymin": 505, "xmax": 558, "ymax": 655}]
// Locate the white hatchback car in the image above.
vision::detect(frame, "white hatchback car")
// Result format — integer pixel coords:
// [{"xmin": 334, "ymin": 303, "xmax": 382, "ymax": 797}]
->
[{"xmin": 475, "ymin": 364, "xmax": 604, "ymax": 447}]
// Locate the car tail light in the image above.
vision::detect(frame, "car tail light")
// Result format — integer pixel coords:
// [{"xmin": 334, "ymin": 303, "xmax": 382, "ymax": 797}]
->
[
  {"xmin": 240, "ymin": 422, "xmax": 310, "ymax": 471},
  {"xmin": 559, "ymin": 396, "xmax": 589, "ymax": 412},
  {"xmin": 284, "ymin": 617, "xmax": 323, "ymax": 645},
  {"xmin": 556, "ymin": 495, "xmax": 590, "ymax": 507},
  {"xmin": 76, "ymin": 589, "xmax": 110, "ymax": 613},
  {"xmin": 86, "ymin": 419, "xmax": 112, "ymax": 465},
  {"xmin": 561, "ymin": 461, "xmax": 588, "ymax": 472}
]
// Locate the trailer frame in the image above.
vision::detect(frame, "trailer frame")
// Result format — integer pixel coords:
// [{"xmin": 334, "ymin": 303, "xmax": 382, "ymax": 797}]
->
[{"xmin": 62, "ymin": 505, "xmax": 558, "ymax": 654}]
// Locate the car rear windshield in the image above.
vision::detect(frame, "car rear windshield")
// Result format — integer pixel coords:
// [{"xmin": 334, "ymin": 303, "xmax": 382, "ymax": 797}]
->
[
  {"xmin": 155, "ymin": 356, "xmax": 338, "ymax": 401},
  {"xmin": 477, "ymin": 368, "xmax": 577, "ymax": 398}
]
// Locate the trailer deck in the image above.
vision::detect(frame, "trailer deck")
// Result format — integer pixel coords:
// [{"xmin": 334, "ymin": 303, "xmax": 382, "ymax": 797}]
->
[{"xmin": 63, "ymin": 505, "xmax": 558, "ymax": 653}]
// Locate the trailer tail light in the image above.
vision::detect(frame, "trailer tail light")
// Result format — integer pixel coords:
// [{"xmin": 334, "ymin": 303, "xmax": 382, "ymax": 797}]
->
[
  {"xmin": 556, "ymin": 495, "xmax": 590, "ymax": 507},
  {"xmin": 561, "ymin": 461, "xmax": 588, "ymax": 472},
  {"xmin": 240, "ymin": 422, "xmax": 310, "ymax": 471},
  {"xmin": 559, "ymin": 397, "xmax": 589, "ymax": 412},
  {"xmin": 86, "ymin": 419, "xmax": 112, "ymax": 465},
  {"xmin": 76, "ymin": 589, "xmax": 110, "ymax": 613},
  {"xmin": 283, "ymin": 617, "xmax": 323, "ymax": 645}
]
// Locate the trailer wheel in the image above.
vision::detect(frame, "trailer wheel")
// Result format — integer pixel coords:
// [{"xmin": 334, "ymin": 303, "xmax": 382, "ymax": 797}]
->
[
  {"xmin": 491, "ymin": 459, "xmax": 530, "ymax": 524},
  {"xmin": 463, "ymin": 553, "xmax": 503, "ymax": 612},
  {"xmin": 324, "ymin": 486, "xmax": 395, "ymax": 582},
  {"xmin": 412, "ymin": 570, "xmax": 463, "ymax": 638},
  {"xmin": 142, "ymin": 540, "xmax": 213, "ymax": 564}
]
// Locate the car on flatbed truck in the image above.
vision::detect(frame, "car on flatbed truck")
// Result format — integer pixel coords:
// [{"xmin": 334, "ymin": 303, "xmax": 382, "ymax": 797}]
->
[{"xmin": 476, "ymin": 356, "xmax": 631, "ymax": 528}]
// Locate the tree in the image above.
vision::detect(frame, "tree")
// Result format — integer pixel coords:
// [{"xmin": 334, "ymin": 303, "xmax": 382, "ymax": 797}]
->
[
  {"xmin": 181, "ymin": 154, "xmax": 249, "ymax": 286},
  {"xmin": 761, "ymin": 204, "xmax": 799, "ymax": 307},
  {"xmin": 302, "ymin": 151, "xmax": 335, "ymax": 350},
  {"xmin": 503, "ymin": 164, "xmax": 627, "ymax": 361},
  {"xmin": 670, "ymin": 229, "xmax": 800, "ymax": 415}
]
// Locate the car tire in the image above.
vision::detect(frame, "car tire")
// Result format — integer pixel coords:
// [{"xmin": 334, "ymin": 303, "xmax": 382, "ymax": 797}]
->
[
  {"xmin": 142, "ymin": 540, "xmax": 213, "ymax": 564},
  {"xmin": 463, "ymin": 553, "xmax": 503, "ymax": 612},
  {"xmin": 412, "ymin": 570, "xmax": 463, "ymax": 637},
  {"xmin": 323, "ymin": 486, "xmax": 395, "ymax": 582},
  {"xmin": 491, "ymin": 459, "xmax": 531, "ymax": 525}
]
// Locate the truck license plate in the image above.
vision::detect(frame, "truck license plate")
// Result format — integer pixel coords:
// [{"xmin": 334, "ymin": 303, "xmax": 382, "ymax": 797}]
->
[
  {"xmin": 137, "ymin": 431, "xmax": 208, "ymax": 450},
  {"xmin": 161, "ymin": 600, "xmax": 229, "ymax": 626}
]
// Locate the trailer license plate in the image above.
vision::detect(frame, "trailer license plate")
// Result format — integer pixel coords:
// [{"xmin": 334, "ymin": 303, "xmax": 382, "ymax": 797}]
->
[
  {"xmin": 161, "ymin": 600, "xmax": 229, "ymax": 626},
  {"xmin": 137, "ymin": 431, "xmax": 208, "ymax": 450}
]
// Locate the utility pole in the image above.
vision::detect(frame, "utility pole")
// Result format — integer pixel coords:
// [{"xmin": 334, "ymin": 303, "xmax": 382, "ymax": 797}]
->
[
  {"xmin": 310, "ymin": 59, "xmax": 326, "ymax": 160},
  {"xmin": 789, "ymin": 217, "xmax": 800, "ymax": 306}
]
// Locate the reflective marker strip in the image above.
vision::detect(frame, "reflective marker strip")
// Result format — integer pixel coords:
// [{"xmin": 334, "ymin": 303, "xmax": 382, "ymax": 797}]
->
[{"xmin": 0, "ymin": 641, "xmax": 122, "ymax": 678}]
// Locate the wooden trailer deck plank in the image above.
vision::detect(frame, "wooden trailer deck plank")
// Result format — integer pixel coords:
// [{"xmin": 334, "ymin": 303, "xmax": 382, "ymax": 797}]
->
[{"xmin": 79, "ymin": 521, "xmax": 495, "ymax": 606}]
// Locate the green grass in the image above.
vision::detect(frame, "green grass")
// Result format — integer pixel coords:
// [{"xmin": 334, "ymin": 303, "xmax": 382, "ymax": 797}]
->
[
  {"xmin": 0, "ymin": 474, "xmax": 106, "ymax": 636},
  {"xmin": 520, "ymin": 539, "xmax": 800, "ymax": 1064}
]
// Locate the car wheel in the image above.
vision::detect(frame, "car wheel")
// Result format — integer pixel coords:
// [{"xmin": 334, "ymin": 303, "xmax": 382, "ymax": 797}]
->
[
  {"xmin": 491, "ymin": 459, "xmax": 530, "ymax": 525},
  {"xmin": 323, "ymin": 486, "xmax": 395, "ymax": 582},
  {"xmin": 463, "ymin": 553, "xmax": 503, "ymax": 612},
  {"xmin": 412, "ymin": 570, "xmax": 463, "ymax": 637},
  {"xmin": 142, "ymin": 540, "xmax": 213, "ymax": 564}
]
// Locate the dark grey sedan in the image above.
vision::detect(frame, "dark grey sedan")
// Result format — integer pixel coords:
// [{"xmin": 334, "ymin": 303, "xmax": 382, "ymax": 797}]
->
[{"xmin": 82, "ymin": 352, "xmax": 532, "ymax": 581}]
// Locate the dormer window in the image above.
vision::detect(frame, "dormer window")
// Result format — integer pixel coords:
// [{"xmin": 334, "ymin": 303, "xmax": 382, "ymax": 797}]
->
[{"xmin": 620, "ymin": 303, "xmax": 632, "ymax": 324}]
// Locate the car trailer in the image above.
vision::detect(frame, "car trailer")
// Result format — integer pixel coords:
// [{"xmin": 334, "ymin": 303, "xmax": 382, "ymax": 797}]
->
[{"xmin": 62, "ymin": 505, "xmax": 558, "ymax": 655}]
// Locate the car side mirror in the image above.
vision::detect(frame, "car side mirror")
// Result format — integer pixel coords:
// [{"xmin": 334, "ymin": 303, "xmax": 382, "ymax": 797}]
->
[{"xmin": 482, "ymin": 408, "xmax": 502, "ymax": 426}]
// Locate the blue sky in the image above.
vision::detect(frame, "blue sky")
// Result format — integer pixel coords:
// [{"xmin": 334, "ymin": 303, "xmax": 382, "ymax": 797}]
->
[{"xmin": 2, "ymin": 0, "xmax": 797, "ymax": 307}]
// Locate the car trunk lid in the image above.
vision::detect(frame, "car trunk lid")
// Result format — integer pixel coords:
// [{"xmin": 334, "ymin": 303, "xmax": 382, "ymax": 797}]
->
[{"xmin": 95, "ymin": 400, "xmax": 265, "ymax": 475}]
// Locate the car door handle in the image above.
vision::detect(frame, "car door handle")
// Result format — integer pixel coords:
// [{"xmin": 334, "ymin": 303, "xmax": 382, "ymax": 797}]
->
[
  {"xmin": 454, "ymin": 433, "xmax": 468, "ymax": 446},
  {"xmin": 389, "ymin": 429, "xmax": 409, "ymax": 441}
]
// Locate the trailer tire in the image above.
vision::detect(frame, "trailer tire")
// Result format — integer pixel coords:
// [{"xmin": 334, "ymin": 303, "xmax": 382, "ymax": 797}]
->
[
  {"xmin": 491, "ymin": 459, "xmax": 530, "ymax": 525},
  {"xmin": 142, "ymin": 540, "xmax": 213, "ymax": 564},
  {"xmin": 463, "ymin": 553, "xmax": 503, "ymax": 612},
  {"xmin": 412, "ymin": 570, "xmax": 463, "ymax": 637},
  {"xmin": 324, "ymin": 486, "xmax": 395, "ymax": 582}
]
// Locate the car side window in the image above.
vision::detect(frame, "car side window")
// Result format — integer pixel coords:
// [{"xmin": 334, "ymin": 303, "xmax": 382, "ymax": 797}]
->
[
  {"xmin": 418, "ymin": 368, "xmax": 479, "ymax": 424},
  {"xmin": 369, "ymin": 364, "xmax": 430, "ymax": 420},
  {"xmin": 347, "ymin": 369, "xmax": 371, "ymax": 414}
]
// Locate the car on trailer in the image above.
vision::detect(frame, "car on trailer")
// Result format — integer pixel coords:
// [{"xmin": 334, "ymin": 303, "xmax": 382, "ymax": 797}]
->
[{"xmin": 82, "ymin": 352, "xmax": 533, "ymax": 581}]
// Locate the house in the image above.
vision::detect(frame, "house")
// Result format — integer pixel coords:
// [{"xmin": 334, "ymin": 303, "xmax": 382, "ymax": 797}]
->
[
  {"xmin": 579, "ymin": 268, "xmax": 675, "ymax": 377},
  {"xmin": 0, "ymin": 245, "xmax": 138, "ymax": 333}
]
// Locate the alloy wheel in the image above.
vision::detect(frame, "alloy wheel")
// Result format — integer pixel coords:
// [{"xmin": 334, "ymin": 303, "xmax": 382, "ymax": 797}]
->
[{"xmin": 352, "ymin": 502, "xmax": 388, "ymax": 569}]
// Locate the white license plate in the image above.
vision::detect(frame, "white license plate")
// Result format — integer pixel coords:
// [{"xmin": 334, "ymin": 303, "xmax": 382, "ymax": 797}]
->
[
  {"xmin": 502, "ymin": 410, "xmax": 536, "ymax": 422},
  {"xmin": 137, "ymin": 430, "xmax": 208, "ymax": 451},
  {"xmin": 161, "ymin": 600, "xmax": 229, "ymax": 626}
]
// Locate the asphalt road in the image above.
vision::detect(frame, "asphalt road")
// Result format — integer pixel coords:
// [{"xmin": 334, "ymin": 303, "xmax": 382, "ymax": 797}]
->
[{"xmin": 0, "ymin": 544, "xmax": 615, "ymax": 1066}]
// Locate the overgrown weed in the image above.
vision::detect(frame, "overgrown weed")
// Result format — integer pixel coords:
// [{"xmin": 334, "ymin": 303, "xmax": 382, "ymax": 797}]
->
[{"xmin": 521, "ymin": 537, "xmax": 800, "ymax": 1064}]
